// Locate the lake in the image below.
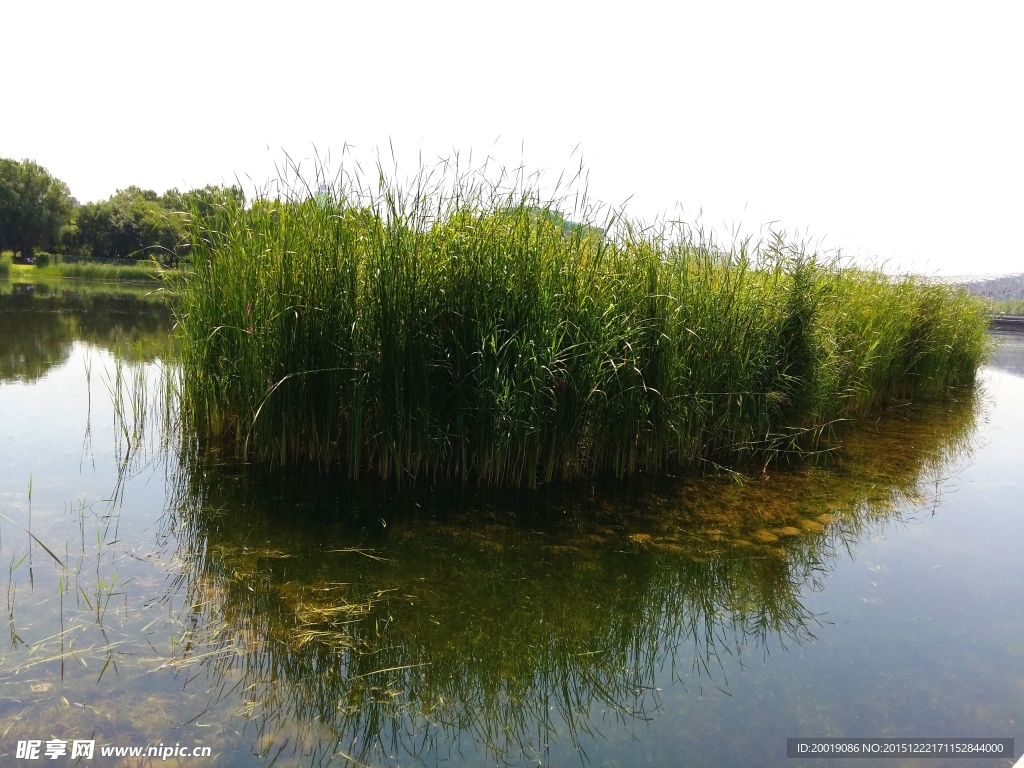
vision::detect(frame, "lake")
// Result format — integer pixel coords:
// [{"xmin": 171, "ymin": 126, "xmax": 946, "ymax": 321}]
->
[{"xmin": 1, "ymin": 279, "xmax": 1021, "ymax": 767}]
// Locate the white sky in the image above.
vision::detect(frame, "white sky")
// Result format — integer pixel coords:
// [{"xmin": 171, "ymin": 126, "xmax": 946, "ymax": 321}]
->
[{"xmin": 3, "ymin": 0, "xmax": 1021, "ymax": 275}]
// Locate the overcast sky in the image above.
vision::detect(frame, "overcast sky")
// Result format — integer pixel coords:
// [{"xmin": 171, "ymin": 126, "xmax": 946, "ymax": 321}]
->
[{"xmin": 3, "ymin": 1, "xmax": 1021, "ymax": 275}]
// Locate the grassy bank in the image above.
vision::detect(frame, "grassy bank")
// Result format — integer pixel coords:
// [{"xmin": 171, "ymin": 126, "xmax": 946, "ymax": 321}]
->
[
  {"xmin": 0, "ymin": 274, "xmax": 167, "ymax": 301},
  {"xmin": 174, "ymin": 170, "xmax": 989, "ymax": 487},
  {"xmin": 9, "ymin": 260, "xmax": 170, "ymax": 282},
  {"xmin": 985, "ymin": 298, "xmax": 1024, "ymax": 316}
]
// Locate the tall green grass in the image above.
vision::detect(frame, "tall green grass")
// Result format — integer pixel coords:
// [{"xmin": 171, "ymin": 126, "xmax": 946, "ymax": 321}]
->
[
  {"xmin": 985, "ymin": 298, "xmax": 1024, "ymax": 316},
  {"xmin": 173, "ymin": 165, "xmax": 989, "ymax": 486}
]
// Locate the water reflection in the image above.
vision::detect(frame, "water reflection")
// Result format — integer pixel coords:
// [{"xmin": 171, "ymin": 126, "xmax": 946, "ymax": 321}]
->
[
  {"xmin": 989, "ymin": 330, "xmax": 1024, "ymax": 379},
  {"xmin": 0, "ymin": 280, "xmax": 171, "ymax": 382},
  {"xmin": 0, "ymin": 288, "xmax": 997, "ymax": 765},
  {"xmin": 164, "ymin": 392, "xmax": 978, "ymax": 766}
]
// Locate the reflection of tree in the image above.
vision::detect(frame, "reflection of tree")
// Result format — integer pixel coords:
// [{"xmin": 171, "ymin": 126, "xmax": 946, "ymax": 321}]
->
[
  {"xmin": 166, "ymin": 393, "xmax": 977, "ymax": 767},
  {"xmin": 0, "ymin": 286, "xmax": 171, "ymax": 382},
  {"xmin": 0, "ymin": 301, "xmax": 71, "ymax": 382}
]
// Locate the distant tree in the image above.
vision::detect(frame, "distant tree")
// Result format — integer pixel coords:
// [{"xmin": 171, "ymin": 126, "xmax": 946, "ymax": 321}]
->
[
  {"xmin": 60, "ymin": 184, "xmax": 245, "ymax": 266},
  {"xmin": 163, "ymin": 184, "xmax": 246, "ymax": 220},
  {"xmin": 65, "ymin": 187, "xmax": 184, "ymax": 264},
  {"xmin": 0, "ymin": 159, "xmax": 74, "ymax": 260},
  {"xmin": 161, "ymin": 184, "xmax": 246, "ymax": 265}
]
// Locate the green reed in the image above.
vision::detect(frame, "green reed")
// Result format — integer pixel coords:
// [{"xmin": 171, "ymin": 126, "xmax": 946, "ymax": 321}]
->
[{"xmin": 173, "ymin": 163, "xmax": 989, "ymax": 487}]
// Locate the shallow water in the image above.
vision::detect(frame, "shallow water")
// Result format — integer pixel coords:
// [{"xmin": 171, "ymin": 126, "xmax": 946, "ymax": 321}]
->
[{"xmin": 1, "ymin": 282, "xmax": 1021, "ymax": 767}]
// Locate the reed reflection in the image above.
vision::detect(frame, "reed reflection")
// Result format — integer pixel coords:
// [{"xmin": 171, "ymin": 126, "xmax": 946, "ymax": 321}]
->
[{"xmin": 165, "ymin": 391, "xmax": 978, "ymax": 767}]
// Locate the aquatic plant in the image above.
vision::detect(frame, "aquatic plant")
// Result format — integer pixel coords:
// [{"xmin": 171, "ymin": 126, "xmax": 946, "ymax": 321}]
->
[{"xmin": 173, "ymin": 160, "xmax": 989, "ymax": 486}]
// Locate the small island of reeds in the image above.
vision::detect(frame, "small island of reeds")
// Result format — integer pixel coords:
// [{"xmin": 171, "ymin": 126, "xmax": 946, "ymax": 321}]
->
[{"xmin": 172, "ymin": 163, "xmax": 989, "ymax": 487}]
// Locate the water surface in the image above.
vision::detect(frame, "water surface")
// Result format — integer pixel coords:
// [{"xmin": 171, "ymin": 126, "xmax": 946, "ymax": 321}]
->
[{"xmin": 1, "ymin": 281, "xmax": 1021, "ymax": 767}]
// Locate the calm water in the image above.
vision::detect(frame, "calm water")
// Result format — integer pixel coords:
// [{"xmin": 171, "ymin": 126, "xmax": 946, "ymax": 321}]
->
[{"xmin": 1, "ymin": 280, "xmax": 1022, "ymax": 767}]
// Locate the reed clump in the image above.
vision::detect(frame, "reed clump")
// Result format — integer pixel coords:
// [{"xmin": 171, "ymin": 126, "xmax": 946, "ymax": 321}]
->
[{"xmin": 173, "ymin": 163, "xmax": 989, "ymax": 487}]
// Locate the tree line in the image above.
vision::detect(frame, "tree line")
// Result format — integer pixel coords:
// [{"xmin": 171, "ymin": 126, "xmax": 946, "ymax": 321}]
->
[{"xmin": 0, "ymin": 158, "xmax": 243, "ymax": 266}]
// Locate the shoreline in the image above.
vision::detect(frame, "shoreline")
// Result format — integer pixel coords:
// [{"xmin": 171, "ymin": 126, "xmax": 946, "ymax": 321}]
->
[{"xmin": 990, "ymin": 315, "xmax": 1024, "ymax": 331}]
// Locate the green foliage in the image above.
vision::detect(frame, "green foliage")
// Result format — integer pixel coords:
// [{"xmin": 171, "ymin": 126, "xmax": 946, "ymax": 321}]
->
[
  {"xmin": 0, "ymin": 154, "xmax": 244, "ymax": 269},
  {"xmin": 985, "ymin": 298, "xmax": 1024, "ymax": 316},
  {"xmin": 34, "ymin": 260, "xmax": 165, "ymax": 281},
  {"xmin": 173, "ymin": 170, "xmax": 990, "ymax": 487},
  {"xmin": 0, "ymin": 252, "xmax": 11, "ymax": 274},
  {"xmin": 33, "ymin": 252, "xmax": 52, "ymax": 268},
  {"xmin": 163, "ymin": 184, "xmax": 246, "ymax": 222},
  {"xmin": 0, "ymin": 158, "xmax": 74, "ymax": 260},
  {"xmin": 61, "ymin": 184, "xmax": 244, "ymax": 267},
  {"xmin": 63, "ymin": 186, "xmax": 183, "ymax": 264}
]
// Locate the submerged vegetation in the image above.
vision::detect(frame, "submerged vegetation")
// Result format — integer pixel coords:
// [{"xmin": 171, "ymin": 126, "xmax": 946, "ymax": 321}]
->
[{"xmin": 173, "ymin": 163, "xmax": 989, "ymax": 487}]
